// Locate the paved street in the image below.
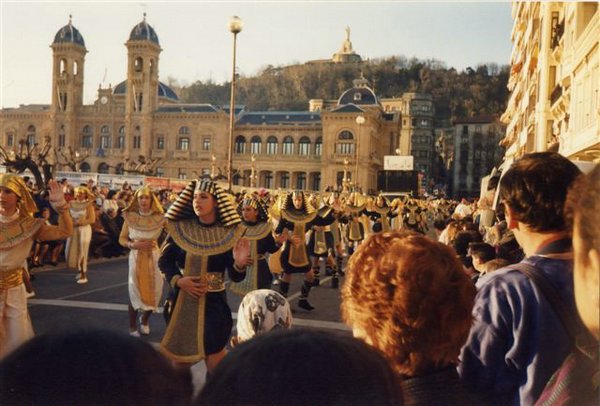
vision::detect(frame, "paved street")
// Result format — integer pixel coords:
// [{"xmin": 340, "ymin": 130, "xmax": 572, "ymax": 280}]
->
[{"xmin": 28, "ymin": 256, "xmax": 350, "ymax": 345}]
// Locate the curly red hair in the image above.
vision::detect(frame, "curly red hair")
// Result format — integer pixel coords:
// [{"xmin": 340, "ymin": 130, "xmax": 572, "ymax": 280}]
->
[{"xmin": 341, "ymin": 230, "xmax": 476, "ymax": 377}]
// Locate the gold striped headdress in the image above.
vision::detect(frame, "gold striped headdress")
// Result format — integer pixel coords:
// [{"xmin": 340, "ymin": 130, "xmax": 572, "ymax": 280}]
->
[
  {"xmin": 280, "ymin": 190, "xmax": 315, "ymax": 215},
  {"xmin": 165, "ymin": 179, "xmax": 240, "ymax": 226},
  {"xmin": 124, "ymin": 186, "xmax": 164, "ymax": 214},
  {"xmin": 236, "ymin": 194, "xmax": 269, "ymax": 222},
  {"xmin": 0, "ymin": 174, "xmax": 38, "ymax": 217}
]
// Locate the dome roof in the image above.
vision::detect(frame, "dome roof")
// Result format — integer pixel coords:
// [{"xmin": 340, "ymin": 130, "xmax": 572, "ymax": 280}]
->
[
  {"xmin": 337, "ymin": 86, "xmax": 378, "ymax": 106},
  {"xmin": 129, "ymin": 14, "xmax": 159, "ymax": 44},
  {"xmin": 113, "ymin": 80, "xmax": 178, "ymax": 101},
  {"xmin": 53, "ymin": 16, "xmax": 85, "ymax": 47}
]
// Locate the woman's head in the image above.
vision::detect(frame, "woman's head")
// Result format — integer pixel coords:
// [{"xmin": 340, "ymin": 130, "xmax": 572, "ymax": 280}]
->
[
  {"xmin": 0, "ymin": 174, "xmax": 37, "ymax": 217},
  {"xmin": 0, "ymin": 328, "xmax": 192, "ymax": 406},
  {"xmin": 197, "ymin": 329, "xmax": 402, "ymax": 406},
  {"xmin": 341, "ymin": 230, "xmax": 476, "ymax": 377},
  {"xmin": 565, "ymin": 165, "xmax": 600, "ymax": 338},
  {"xmin": 74, "ymin": 186, "xmax": 91, "ymax": 201}
]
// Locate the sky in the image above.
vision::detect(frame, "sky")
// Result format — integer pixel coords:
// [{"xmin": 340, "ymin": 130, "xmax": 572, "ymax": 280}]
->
[{"xmin": 0, "ymin": 0, "xmax": 514, "ymax": 108}]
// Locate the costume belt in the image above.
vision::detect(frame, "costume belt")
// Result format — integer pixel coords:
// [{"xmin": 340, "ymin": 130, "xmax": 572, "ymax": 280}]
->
[
  {"xmin": 206, "ymin": 272, "xmax": 225, "ymax": 292},
  {"xmin": 0, "ymin": 267, "xmax": 25, "ymax": 290},
  {"xmin": 323, "ymin": 225, "xmax": 331, "ymax": 232}
]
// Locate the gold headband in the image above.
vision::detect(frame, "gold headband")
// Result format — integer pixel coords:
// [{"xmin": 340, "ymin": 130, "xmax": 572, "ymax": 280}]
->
[{"xmin": 124, "ymin": 186, "xmax": 164, "ymax": 214}]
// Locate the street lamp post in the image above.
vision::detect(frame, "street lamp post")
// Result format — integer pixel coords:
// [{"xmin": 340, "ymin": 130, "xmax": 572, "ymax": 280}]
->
[
  {"xmin": 342, "ymin": 157, "xmax": 349, "ymax": 192},
  {"xmin": 211, "ymin": 154, "xmax": 217, "ymax": 180},
  {"xmin": 227, "ymin": 15, "xmax": 243, "ymax": 192},
  {"xmin": 355, "ymin": 115, "xmax": 365, "ymax": 190},
  {"xmin": 250, "ymin": 154, "xmax": 257, "ymax": 188}
]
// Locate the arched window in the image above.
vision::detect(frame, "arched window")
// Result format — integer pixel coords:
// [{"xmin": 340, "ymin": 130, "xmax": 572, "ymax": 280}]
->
[
  {"xmin": 80, "ymin": 162, "xmax": 91, "ymax": 172},
  {"xmin": 298, "ymin": 136, "xmax": 310, "ymax": 156},
  {"xmin": 115, "ymin": 163, "xmax": 124, "ymax": 174},
  {"xmin": 296, "ymin": 172, "xmax": 307, "ymax": 189},
  {"xmin": 26, "ymin": 125, "xmax": 36, "ymax": 146},
  {"xmin": 73, "ymin": 60, "xmax": 78, "ymax": 76},
  {"xmin": 60, "ymin": 59, "xmax": 67, "ymax": 75},
  {"xmin": 81, "ymin": 125, "xmax": 92, "ymax": 148},
  {"xmin": 336, "ymin": 130, "xmax": 355, "ymax": 155},
  {"xmin": 315, "ymin": 136, "xmax": 322, "ymax": 156},
  {"xmin": 117, "ymin": 126, "xmax": 125, "ymax": 149},
  {"xmin": 133, "ymin": 126, "xmax": 141, "ymax": 149},
  {"xmin": 235, "ymin": 135, "xmax": 246, "ymax": 154},
  {"xmin": 97, "ymin": 162, "xmax": 109, "ymax": 174},
  {"xmin": 266, "ymin": 136, "xmax": 278, "ymax": 155},
  {"xmin": 58, "ymin": 124, "xmax": 66, "ymax": 147},
  {"xmin": 179, "ymin": 126, "xmax": 189, "ymax": 135},
  {"xmin": 134, "ymin": 57, "xmax": 143, "ymax": 72},
  {"xmin": 250, "ymin": 136, "xmax": 262, "ymax": 154},
  {"xmin": 282, "ymin": 136, "xmax": 294, "ymax": 155},
  {"xmin": 264, "ymin": 171, "xmax": 273, "ymax": 189},
  {"xmin": 280, "ymin": 172, "xmax": 290, "ymax": 189},
  {"xmin": 100, "ymin": 125, "xmax": 111, "ymax": 149}
]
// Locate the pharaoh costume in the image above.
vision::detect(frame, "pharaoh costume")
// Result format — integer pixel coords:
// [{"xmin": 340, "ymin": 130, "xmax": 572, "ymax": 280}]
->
[
  {"xmin": 342, "ymin": 192, "xmax": 367, "ymax": 256},
  {"xmin": 158, "ymin": 179, "xmax": 246, "ymax": 363},
  {"xmin": 66, "ymin": 186, "xmax": 95, "ymax": 283},
  {"xmin": 119, "ymin": 187, "xmax": 165, "ymax": 312},
  {"xmin": 0, "ymin": 175, "xmax": 72, "ymax": 358},
  {"xmin": 307, "ymin": 198, "xmax": 337, "ymax": 287},
  {"xmin": 230, "ymin": 195, "xmax": 279, "ymax": 296},
  {"xmin": 365, "ymin": 194, "xmax": 398, "ymax": 233},
  {"xmin": 403, "ymin": 198, "xmax": 426, "ymax": 233},
  {"xmin": 274, "ymin": 191, "xmax": 318, "ymax": 309}
]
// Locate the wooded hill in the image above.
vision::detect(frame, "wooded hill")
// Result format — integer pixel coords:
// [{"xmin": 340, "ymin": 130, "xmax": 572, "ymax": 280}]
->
[{"xmin": 174, "ymin": 56, "xmax": 510, "ymax": 126}]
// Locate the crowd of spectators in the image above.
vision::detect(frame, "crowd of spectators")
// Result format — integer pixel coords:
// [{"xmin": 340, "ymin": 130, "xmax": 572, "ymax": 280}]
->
[{"xmin": 2, "ymin": 152, "xmax": 598, "ymax": 405}]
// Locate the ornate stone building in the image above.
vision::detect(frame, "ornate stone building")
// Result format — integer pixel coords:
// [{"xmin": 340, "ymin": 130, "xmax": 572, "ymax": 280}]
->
[
  {"xmin": 1, "ymin": 16, "xmax": 438, "ymax": 193},
  {"xmin": 501, "ymin": 2, "xmax": 599, "ymax": 166}
]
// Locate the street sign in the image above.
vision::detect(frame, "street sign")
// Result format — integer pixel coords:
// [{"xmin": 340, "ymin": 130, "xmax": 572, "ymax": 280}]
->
[{"xmin": 383, "ymin": 155, "xmax": 414, "ymax": 171}]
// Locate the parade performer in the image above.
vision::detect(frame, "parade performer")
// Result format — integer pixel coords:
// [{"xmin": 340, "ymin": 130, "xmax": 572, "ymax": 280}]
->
[
  {"xmin": 230, "ymin": 194, "xmax": 281, "ymax": 296},
  {"xmin": 307, "ymin": 195, "xmax": 337, "ymax": 287},
  {"xmin": 342, "ymin": 191, "xmax": 367, "ymax": 256},
  {"xmin": 365, "ymin": 193, "xmax": 397, "ymax": 233},
  {"xmin": 158, "ymin": 179, "xmax": 249, "ymax": 372},
  {"xmin": 119, "ymin": 186, "xmax": 165, "ymax": 336},
  {"xmin": 402, "ymin": 198, "xmax": 426, "ymax": 234},
  {"xmin": 66, "ymin": 186, "xmax": 95, "ymax": 284},
  {"xmin": 0, "ymin": 175, "xmax": 72, "ymax": 358},
  {"xmin": 275, "ymin": 190, "xmax": 318, "ymax": 311}
]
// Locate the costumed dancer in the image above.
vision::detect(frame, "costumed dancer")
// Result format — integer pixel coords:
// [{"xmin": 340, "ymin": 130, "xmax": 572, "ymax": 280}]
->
[
  {"xmin": 119, "ymin": 186, "xmax": 165, "ymax": 336},
  {"xmin": 342, "ymin": 191, "xmax": 367, "ymax": 256},
  {"xmin": 66, "ymin": 186, "xmax": 95, "ymax": 284},
  {"xmin": 0, "ymin": 176, "xmax": 72, "ymax": 358},
  {"xmin": 274, "ymin": 190, "xmax": 318, "ymax": 311},
  {"xmin": 230, "ymin": 194, "xmax": 281, "ymax": 296},
  {"xmin": 365, "ymin": 193, "xmax": 397, "ymax": 233},
  {"xmin": 402, "ymin": 198, "xmax": 426, "ymax": 234},
  {"xmin": 307, "ymin": 195, "xmax": 337, "ymax": 288},
  {"xmin": 158, "ymin": 179, "xmax": 249, "ymax": 372}
]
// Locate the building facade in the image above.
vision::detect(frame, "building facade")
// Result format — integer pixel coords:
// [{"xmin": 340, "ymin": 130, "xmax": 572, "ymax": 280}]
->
[
  {"xmin": 1, "ymin": 16, "xmax": 439, "ymax": 193},
  {"xmin": 501, "ymin": 2, "xmax": 599, "ymax": 165},
  {"xmin": 451, "ymin": 116, "xmax": 505, "ymax": 198}
]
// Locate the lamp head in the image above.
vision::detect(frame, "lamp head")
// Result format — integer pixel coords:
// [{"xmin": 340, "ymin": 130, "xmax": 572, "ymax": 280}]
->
[{"xmin": 229, "ymin": 16, "xmax": 243, "ymax": 34}]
